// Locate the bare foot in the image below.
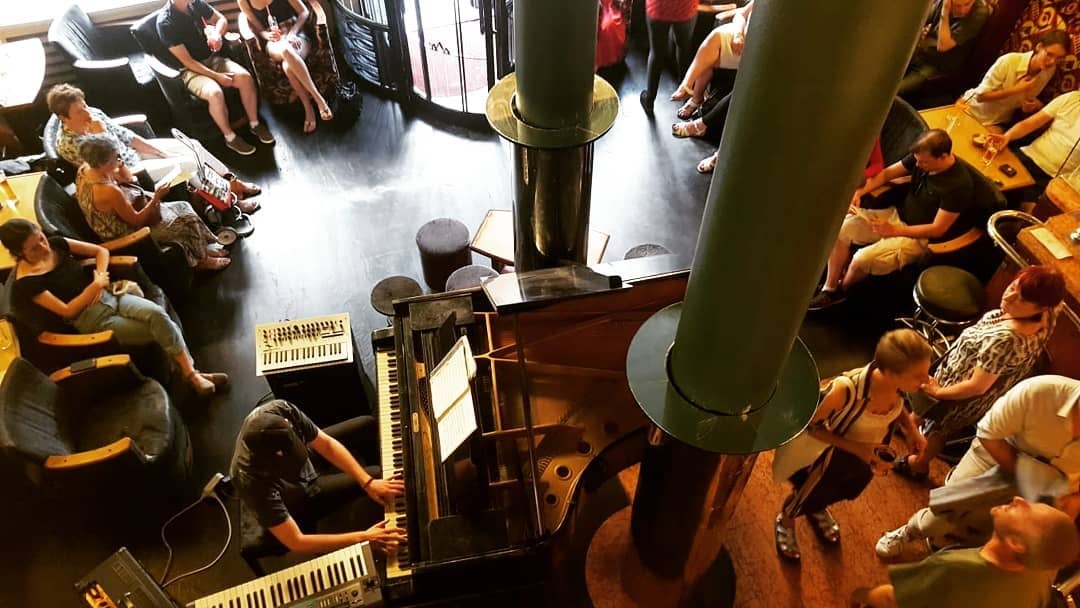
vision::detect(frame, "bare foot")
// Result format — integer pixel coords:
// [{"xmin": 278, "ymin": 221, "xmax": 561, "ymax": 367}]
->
[
  {"xmin": 188, "ymin": 372, "xmax": 215, "ymax": 397},
  {"xmin": 206, "ymin": 245, "xmax": 230, "ymax": 258},
  {"xmin": 200, "ymin": 372, "xmax": 229, "ymax": 388},
  {"xmin": 196, "ymin": 256, "xmax": 232, "ymax": 271}
]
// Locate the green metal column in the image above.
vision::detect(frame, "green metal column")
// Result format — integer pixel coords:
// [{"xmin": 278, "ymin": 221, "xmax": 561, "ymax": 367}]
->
[
  {"xmin": 624, "ymin": 0, "xmax": 932, "ymax": 595},
  {"xmin": 513, "ymin": 0, "xmax": 597, "ymax": 128},
  {"xmin": 668, "ymin": 0, "xmax": 932, "ymax": 414}
]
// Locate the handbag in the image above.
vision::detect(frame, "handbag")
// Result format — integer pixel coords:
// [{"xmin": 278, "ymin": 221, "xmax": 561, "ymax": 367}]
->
[{"xmin": 330, "ymin": 80, "xmax": 363, "ymax": 128}]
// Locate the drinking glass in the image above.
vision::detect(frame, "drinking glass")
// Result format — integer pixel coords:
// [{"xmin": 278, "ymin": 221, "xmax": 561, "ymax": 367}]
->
[{"xmin": 0, "ymin": 169, "xmax": 17, "ymax": 207}]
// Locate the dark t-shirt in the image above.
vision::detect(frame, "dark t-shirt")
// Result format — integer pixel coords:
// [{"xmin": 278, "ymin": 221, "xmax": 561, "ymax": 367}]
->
[
  {"xmin": 252, "ymin": 0, "xmax": 299, "ymax": 30},
  {"xmin": 889, "ymin": 547, "xmax": 1052, "ymax": 608},
  {"xmin": 230, "ymin": 400, "xmax": 321, "ymax": 528},
  {"xmin": 899, "ymin": 154, "xmax": 977, "ymax": 242},
  {"xmin": 911, "ymin": 0, "xmax": 989, "ymax": 75},
  {"xmin": 157, "ymin": 0, "xmax": 215, "ymax": 68},
  {"xmin": 11, "ymin": 237, "xmax": 92, "ymax": 330}
]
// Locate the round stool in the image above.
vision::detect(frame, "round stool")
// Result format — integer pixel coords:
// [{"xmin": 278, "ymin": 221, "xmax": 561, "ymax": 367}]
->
[
  {"xmin": 445, "ymin": 264, "xmax": 498, "ymax": 291},
  {"xmin": 370, "ymin": 275, "xmax": 422, "ymax": 318},
  {"xmin": 897, "ymin": 266, "xmax": 985, "ymax": 356},
  {"xmin": 416, "ymin": 218, "xmax": 471, "ymax": 291},
  {"xmin": 623, "ymin": 243, "xmax": 671, "ymax": 260}
]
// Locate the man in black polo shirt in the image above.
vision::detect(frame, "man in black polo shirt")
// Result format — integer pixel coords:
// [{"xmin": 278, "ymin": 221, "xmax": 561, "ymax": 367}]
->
[
  {"xmin": 809, "ymin": 130, "xmax": 977, "ymax": 310},
  {"xmin": 230, "ymin": 399, "xmax": 407, "ymax": 553},
  {"xmin": 157, "ymin": 0, "xmax": 274, "ymax": 156},
  {"xmin": 899, "ymin": 0, "xmax": 990, "ymax": 101}
]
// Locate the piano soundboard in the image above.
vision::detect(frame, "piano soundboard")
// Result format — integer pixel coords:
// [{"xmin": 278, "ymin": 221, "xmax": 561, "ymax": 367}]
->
[
  {"xmin": 188, "ymin": 542, "xmax": 381, "ymax": 608},
  {"xmin": 255, "ymin": 313, "xmax": 353, "ymax": 376}
]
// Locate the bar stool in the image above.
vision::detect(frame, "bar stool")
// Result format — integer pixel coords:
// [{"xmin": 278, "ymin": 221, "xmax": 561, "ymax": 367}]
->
[
  {"xmin": 623, "ymin": 243, "xmax": 671, "ymax": 260},
  {"xmin": 416, "ymin": 218, "xmax": 470, "ymax": 291},
  {"xmin": 895, "ymin": 265, "xmax": 985, "ymax": 357},
  {"xmin": 370, "ymin": 275, "xmax": 422, "ymax": 322},
  {"xmin": 445, "ymin": 264, "xmax": 498, "ymax": 291}
]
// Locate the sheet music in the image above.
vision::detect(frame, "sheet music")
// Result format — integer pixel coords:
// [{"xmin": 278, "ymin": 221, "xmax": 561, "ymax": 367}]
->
[{"xmin": 429, "ymin": 336, "xmax": 478, "ymax": 463}]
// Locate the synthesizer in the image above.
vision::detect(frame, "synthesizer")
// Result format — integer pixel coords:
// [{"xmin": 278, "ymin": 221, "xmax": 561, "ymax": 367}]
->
[
  {"xmin": 188, "ymin": 542, "xmax": 381, "ymax": 608},
  {"xmin": 255, "ymin": 313, "xmax": 353, "ymax": 376}
]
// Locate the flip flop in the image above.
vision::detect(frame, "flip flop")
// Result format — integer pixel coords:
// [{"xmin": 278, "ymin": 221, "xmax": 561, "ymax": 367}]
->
[
  {"xmin": 197, "ymin": 256, "xmax": 232, "ymax": 271},
  {"xmin": 236, "ymin": 198, "xmax": 261, "ymax": 214},
  {"xmin": 303, "ymin": 119, "xmax": 317, "ymax": 134},
  {"xmin": 319, "ymin": 106, "xmax": 334, "ymax": 121},
  {"xmin": 199, "ymin": 372, "xmax": 230, "ymax": 388}
]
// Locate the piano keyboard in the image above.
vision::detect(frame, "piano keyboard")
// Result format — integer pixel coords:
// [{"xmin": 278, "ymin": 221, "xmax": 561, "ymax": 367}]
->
[
  {"xmin": 188, "ymin": 542, "xmax": 381, "ymax": 608},
  {"xmin": 255, "ymin": 313, "xmax": 353, "ymax": 376},
  {"xmin": 375, "ymin": 343, "xmax": 411, "ymax": 580}
]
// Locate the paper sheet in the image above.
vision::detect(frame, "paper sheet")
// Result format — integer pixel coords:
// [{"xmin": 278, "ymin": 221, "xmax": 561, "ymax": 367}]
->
[{"xmin": 428, "ymin": 336, "xmax": 478, "ymax": 463}]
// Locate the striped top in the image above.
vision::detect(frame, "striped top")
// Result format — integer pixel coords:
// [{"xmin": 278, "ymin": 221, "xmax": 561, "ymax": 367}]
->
[{"xmin": 646, "ymin": 0, "xmax": 698, "ymax": 23}]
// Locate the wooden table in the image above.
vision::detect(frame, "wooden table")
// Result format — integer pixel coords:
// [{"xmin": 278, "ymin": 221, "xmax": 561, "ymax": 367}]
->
[
  {"xmin": 920, "ymin": 105, "xmax": 1036, "ymax": 192},
  {"xmin": 0, "ymin": 172, "xmax": 44, "ymax": 272},
  {"xmin": 470, "ymin": 209, "xmax": 610, "ymax": 269},
  {"xmin": 1014, "ymin": 213, "xmax": 1080, "ymax": 378},
  {"xmin": 0, "ymin": 320, "xmax": 21, "ymax": 385}
]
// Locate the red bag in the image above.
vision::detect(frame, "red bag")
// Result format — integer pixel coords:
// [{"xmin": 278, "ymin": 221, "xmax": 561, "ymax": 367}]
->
[{"xmin": 596, "ymin": 0, "xmax": 627, "ymax": 69}]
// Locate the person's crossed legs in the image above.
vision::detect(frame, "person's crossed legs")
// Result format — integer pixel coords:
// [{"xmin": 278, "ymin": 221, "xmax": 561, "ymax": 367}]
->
[{"xmin": 810, "ymin": 208, "xmax": 928, "ymax": 310}]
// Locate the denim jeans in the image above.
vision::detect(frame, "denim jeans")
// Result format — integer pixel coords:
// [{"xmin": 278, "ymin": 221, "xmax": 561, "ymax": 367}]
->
[{"xmin": 73, "ymin": 291, "xmax": 187, "ymax": 358}]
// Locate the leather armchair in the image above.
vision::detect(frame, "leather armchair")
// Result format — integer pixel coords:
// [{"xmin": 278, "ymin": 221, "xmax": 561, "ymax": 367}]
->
[
  {"xmin": 33, "ymin": 174, "xmax": 193, "ymax": 300},
  {"xmin": 238, "ymin": 0, "xmax": 340, "ymax": 106},
  {"xmin": 0, "ymin": 356, "xmax": 190, "ymax": 493},
  {"xmin": 130, "ymin": 11, "xmax": 246, "ymax": 142},
  {"xmin": 880, "ymin": 97, "xmax": 929, "ymax": 166},
  {"xmin": 1, "ymin": 253, "xmax": 180, "ymax": 379},
  {"xmin": 48, "ymin": 4, "xmax": 155, "ymax": 116},
  {"xmin": 41, "ymin": 113, "xmax": 155, "ymax": 187}
]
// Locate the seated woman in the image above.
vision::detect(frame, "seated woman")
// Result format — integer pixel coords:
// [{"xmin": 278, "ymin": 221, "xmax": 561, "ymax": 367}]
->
[
  {"xmin": 896, "ymin": 266, "xmax": 1065, "ymax": 479},
  {"xmin": 75, "ymin": 135, "xmax": 230, "ymax": 271},
  {"xmin": 669, "ymin": 0, "xmax": 752, "ymax": 120},
  {"xmin": 771, "ymin": 329, "xmax": 930, "ymax": 561},
  {"xmin": 237, "ymin": 0, "xmax": 333, "ymax": 133},
  {"xmin": 47, "ymin": 84, "xmax": 260, "ymax": 214},
  {"xmin": 0, "ymin": 218, "xmax": 227, "ymax": 396}
]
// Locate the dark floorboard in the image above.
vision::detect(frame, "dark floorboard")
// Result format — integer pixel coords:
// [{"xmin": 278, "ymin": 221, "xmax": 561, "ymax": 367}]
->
[{"xmin": 0, "ymin": 46, "xmax": 881, "ymax": 608}]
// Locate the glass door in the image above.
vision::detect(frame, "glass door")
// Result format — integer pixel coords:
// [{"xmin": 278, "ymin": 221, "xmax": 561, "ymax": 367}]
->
[{"xmin": 404, "ymin": 0, "xmax": 513, "ymax": 115}]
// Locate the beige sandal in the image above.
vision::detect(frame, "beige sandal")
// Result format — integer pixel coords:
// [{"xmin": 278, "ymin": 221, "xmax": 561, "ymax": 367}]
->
[
  {"xmin": 670, "ymin": 84, "xmax": 694, "ymax": 101},
  {"xmin": 187, "ymin": 372, "xmax": 216, "ymax": 398},
  {"xmin": 196, "ymin": 256, "xmax": 232, "ymax": 271},
  {"xmin": 676, "ymin": 98, "xmax": 702, "ymax": 120},
  {"xmin": 672, "ymin": 120, "xmax": 707, "ymax": 138},
  {"xmin": 697, "ymin": 152, "xmax": 718, "ymax": 174}
]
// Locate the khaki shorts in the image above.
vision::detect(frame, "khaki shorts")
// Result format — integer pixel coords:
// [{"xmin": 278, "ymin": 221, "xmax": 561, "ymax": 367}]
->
[
  {"xmin": 180, "ymin": 55, "xmax": 250, "ymax": 98},
  {"xmin": 838, "ymin": 207, "xmax": 929, "ymax": 276}
]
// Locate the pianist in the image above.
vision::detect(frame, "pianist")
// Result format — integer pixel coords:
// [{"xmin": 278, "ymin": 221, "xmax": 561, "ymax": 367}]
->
[{"xmin": 230, "ymin": 399, "xmax": 407, "ymax": 554}]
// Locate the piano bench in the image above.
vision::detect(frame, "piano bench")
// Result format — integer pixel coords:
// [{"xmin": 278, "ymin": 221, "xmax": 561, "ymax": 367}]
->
[{"xmin": 239, "ymin": 502, "xmax": 288, "ymax": 577}]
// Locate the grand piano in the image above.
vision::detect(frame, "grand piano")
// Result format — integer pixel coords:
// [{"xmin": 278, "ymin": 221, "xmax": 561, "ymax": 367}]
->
[{"xmin": 372, "ymin": 255, "xmax": 690, "ymax": 604}]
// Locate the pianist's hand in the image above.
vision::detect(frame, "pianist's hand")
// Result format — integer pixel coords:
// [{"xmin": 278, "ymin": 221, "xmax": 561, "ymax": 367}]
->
[
  {"xmin": 364, "ymin": 476, "xmax": 406, "ymax": 507},
  {"xmin": 365, "ymin": 519, "xmax": 408, "ymax": 554}
]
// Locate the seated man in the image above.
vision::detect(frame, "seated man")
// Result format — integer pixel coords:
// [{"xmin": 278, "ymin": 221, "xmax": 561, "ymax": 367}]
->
[
  {"xmin": 852, "ymin": 497, "xmax": 1079, "ymax": 608},
  {"xmin": 898, "ymin": 0, "xmax": 989, "ymax": 101},
  {"xmin": 47, "ymin": 83, "xmax": 260, "ymax": 214},
  {"xmin": 877, "ymin": 375, "xmax": 1080, "ymax": 559},
  {"xmin": 158, "ymin": 0, "xmax": 275, "ymax": 156},
  {"xmin": 961, "ymin": 30, "xmax": 1070, "ymax": 127},
  {"xmin": 987, "ymin": 89, "xmax": 1080, "ymax": 197},
  {"xmin": 230, "ymin": 399, "xmax": 407, "ymax": 553},
  {"xmin": 809, "ymin": 129, "xmax": 977, "ymax": 310}
]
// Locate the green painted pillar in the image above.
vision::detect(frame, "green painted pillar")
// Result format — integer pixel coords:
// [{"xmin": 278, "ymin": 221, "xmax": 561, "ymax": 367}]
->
[
  {"xmin": 513, "ymin": 0, "xmax": 597, "ymax": 129},
  {"xmin": 625, "ymin": 0, "xmax": 932, "ymax": 593},
  {"xmin": 668, "ymin": 0, "xmax": 932, "ymax": 414}
]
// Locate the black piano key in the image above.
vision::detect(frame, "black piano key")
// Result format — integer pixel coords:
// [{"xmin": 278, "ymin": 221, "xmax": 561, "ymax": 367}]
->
[
  {"xmin": 299, "ymin": 575, "xmax": 308, "ymax": 596},
  {"xmin": 339, "ymin": 561, "xmax": 348, "ymax": 581},
  {"xmin": 317, "ymin": 569, "xmax": 325, "ymax": 590}
]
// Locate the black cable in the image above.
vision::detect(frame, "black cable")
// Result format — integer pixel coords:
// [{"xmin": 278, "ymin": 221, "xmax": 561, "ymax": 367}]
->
[
  {"xmin": 157, "ymin": 495, "xmax": 205, "ymax": 585},
  {"xmin": 162, "ymin": 494, "xmax": 233, "ymax": 589}
]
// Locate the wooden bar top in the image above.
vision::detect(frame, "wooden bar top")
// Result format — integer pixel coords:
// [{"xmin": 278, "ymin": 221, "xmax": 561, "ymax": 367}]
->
[
  {"xmin": 1017, "ymin": 213, "xmax": 1080, "ymax": 311},
  {"xmin": 0, "ymin": 172, "xmax": 44, "ymax": 272}
]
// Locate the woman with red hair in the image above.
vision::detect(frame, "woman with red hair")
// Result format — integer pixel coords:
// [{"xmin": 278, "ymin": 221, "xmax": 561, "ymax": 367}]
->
[{"xmin": 895, "ymin": 265, "xmax": 1066, "ymax": 479}]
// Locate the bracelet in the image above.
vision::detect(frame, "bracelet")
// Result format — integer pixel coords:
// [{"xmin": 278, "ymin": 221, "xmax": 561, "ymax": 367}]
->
[{"xmin": 363, "ymin": 477, "xmax": 375, "ymax": 489}]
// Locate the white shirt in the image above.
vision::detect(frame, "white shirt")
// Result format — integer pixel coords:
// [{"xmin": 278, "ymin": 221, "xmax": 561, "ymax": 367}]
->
[
  {"xmin": 976, "ymin": 375, "xmax": 1080, "ymax": 488},
  {"xmin": 963, "ymin": 51, "xmax": 1055, "ymax": 126},
  {"xmin": 1021, "ymin": 91, "xmax": 1080, "ymax": 191}
]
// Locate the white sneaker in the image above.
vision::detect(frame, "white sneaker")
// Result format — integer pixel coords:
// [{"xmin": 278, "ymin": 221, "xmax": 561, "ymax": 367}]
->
[{"xmin": 875, "ymin": 525, "xmax": 920, "ymax": 559}]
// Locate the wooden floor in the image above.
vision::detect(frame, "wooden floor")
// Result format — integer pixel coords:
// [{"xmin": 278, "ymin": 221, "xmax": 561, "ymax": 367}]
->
[{"xmin": 0, "ymin": 44, "xmax": 937, "ymax": 608}]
